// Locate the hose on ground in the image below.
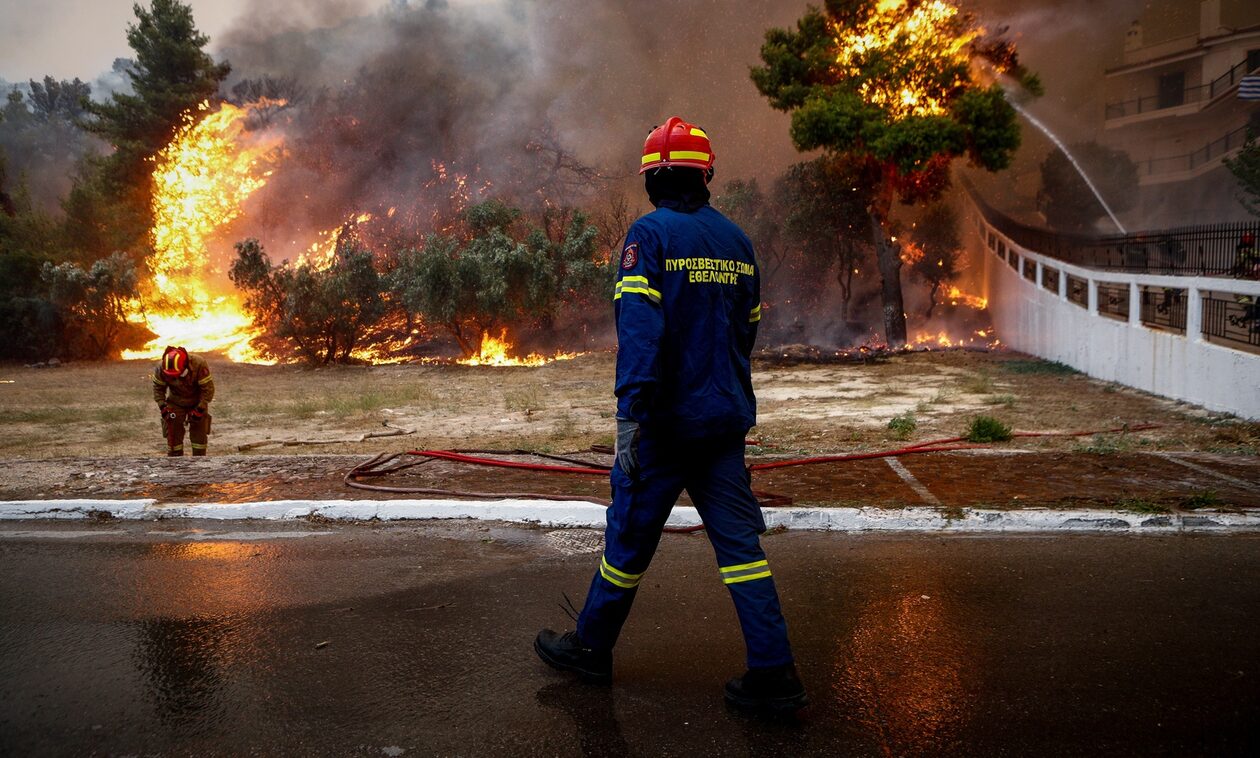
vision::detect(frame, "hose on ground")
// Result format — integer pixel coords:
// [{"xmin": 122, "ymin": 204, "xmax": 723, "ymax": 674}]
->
[{"xmin": 343, "ymin": 423, "xmax": 1162, "ymax": 532}]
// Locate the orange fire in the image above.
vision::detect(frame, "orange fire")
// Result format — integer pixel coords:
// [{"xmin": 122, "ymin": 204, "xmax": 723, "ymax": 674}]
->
[
  {"xmin": 834, "ymin": 0, "xmax": 981, "ymax": 121},
  {"xmin": 944, "ymin": 285, "xmax": 987, "ymax": 309},
  {"xmin": 910, "ymin": 329, "xmax": 999, "ymax": 349},
  {"xmin": 122, "ymin": 100, "xmax": 285, "ymax": 363},
  {"xmin": 457, "ymin": 330, "xmax": 581, "ymax": 367},
  {"xmin": 296, "ymin": 212, "xmax": 374, "ymax": 268}
]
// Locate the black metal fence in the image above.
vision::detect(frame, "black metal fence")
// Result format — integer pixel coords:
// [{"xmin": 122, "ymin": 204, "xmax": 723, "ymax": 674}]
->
[
  {"xmin": 1042, "ymin": 266, "xmax": 1060, "ymax": 295},
  {"xmin": 1067, "ymin": 275, "xmax": 1088, "ymax": 307},
  {"xmin": 1139, "ymin": 286, "xmax": 1187, "ymax": 333},
  {"xmin": 1203, "ymin": 295, "xmax": 1260, "ymax": 351},
  {"xmin": 967, "ymin": 179, "xmax": 1260, "ymax": 278},
  {"xmin": 1096, "ymin": 282, "xmax": 1130, "ymax": 321}
]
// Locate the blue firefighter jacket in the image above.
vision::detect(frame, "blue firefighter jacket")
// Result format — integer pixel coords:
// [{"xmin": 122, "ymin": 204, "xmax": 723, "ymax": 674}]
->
[{"xmin": 613, "ymin": 204, "xmax": 761, "ymax": 439}]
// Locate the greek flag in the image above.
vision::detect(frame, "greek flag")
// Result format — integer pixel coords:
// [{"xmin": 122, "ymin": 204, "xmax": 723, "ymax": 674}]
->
[{"xmin": 1241, "ymin": 75, "xmax": 1260, "ymax": 100}]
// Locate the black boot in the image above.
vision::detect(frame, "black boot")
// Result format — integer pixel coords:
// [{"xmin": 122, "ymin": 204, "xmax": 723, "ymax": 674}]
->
[
  {"xmin": 724, "ymin": 663, "xmax": 808, "ymax": 714},
  {"xmin": 534, "ymin": 629, "xmax": 612, "ymax": 684}
]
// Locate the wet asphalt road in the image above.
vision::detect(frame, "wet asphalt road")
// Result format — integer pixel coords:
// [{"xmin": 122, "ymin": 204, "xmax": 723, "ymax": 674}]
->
[{"xmin": 1, "ymin": 522, "xmax": 1258, "ymax": 757}]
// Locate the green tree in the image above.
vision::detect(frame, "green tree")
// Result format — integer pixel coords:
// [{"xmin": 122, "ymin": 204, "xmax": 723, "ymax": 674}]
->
[
  {"xmin": 73, "ymin": 0, "xmax": 230, "ymax": 259},
  {"xmin": 1225, "ymin": 129, "xmax": 1260, "ymax": 218},
  {"xmin": 1, "ymin": 79, "xmax": 97, "ymax": 214},
  {"xmin": 1037, "ymin": 141, "xmax": 1136, "ymax": 231},
  {"xmin": 40, "ymin": 253, "xmax": 141, "ymax": 359},
  {"xmin": 778, "ymin": 158, "xmax": 875, "ymax": 320},
  {"xmin": 908, "ymin": 202, "xmax": 961, "ymax": 317},
  {"xmin": 714, "ymin": 178, "xmax": 788, "ymax": 285},
  {"xmin": 390, "ymin": 200, "xmax": 604, "ymax": 357},
  {"xmin": 229, "ymin": 239, "xmax": 387, "ymax": 364},
  {"xmin": 751, "ymin": 0, "xmax": 1038, "ymax": 344}
]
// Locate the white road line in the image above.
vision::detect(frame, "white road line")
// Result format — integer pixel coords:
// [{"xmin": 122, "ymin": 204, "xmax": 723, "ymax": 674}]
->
[
  {"xmin": 885, "ymin": 457, "xmax": 942, "ymax": 505},
  {"xmin": 1155, "ymin": 454, "xmax": 1258, "ymax": 491}
]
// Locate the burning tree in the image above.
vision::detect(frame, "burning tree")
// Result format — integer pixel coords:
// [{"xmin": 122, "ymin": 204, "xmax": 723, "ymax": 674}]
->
[
  {"xmin": 74, "ymin": 0, "xmax": 231, "ymax": 261},
  {"xmin": 389, "ymin": 200, "xmax": 604, "ymax": 358},
  {"xmin": 229, "ymin": 239, "xmax": 386, "ymax": 365},
  {"xmin": 907, "ymin": 202, "xmax": 961, "ymax": 318},
  {"xmin": 751, "ymin": 0, "xmax": 1039, "ymax": 345}
]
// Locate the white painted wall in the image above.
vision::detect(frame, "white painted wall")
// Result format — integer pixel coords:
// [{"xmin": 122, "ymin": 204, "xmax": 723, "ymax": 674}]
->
[{"xmin": 969, "ymin": 208, "xmax": 1260, "ymax": 420}]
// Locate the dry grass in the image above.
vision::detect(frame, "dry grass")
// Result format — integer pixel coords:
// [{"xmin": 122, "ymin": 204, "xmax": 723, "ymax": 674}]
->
[{"xmin": 0, "ymin": 350, "xmax": 1257, "ymax": 459}]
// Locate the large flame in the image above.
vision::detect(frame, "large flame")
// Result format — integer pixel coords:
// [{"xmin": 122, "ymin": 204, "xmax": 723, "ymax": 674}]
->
[
  {"xmin": 834, "ymin": 0, "xmax": 980, "ymax": 121},
  {"xmin": 457, "ymin": 330, "xmax": 580, "ymax": 367},
  {"xmin": 944, "ymin": 285, "xmax": 987, "ymax": 310},
  {"xmin": 122, "ymin": 100, "xmax": 284, "ymax": 363}
]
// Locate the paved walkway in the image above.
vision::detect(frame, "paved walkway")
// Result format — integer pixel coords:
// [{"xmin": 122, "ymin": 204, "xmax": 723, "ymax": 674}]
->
[{"xmin": 1, "ymin": 522, "xmax": 1258, "ymax": 755}]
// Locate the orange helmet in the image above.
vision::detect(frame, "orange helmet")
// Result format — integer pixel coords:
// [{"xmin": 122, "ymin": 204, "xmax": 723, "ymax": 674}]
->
[
  {"xmin": 640, "ymin": 116, "xmax": 715, "ymax": 174},
  {"xmin": 161, "ymin": 346, "xmax": 189, "ymax": 378}
]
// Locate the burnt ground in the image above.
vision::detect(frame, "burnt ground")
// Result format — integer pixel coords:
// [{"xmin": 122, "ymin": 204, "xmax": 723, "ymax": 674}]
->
[
  {"xmin": 1, "ymin": 350, "xmax": 1257, "ymax": 513},
  {"xmin": 2, "ymin": 449, "xmax": 1256, "ymax": 513}
]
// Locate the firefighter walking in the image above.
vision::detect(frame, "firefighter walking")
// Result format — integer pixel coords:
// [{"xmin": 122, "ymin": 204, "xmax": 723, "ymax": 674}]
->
[
  {"xmin": 152, "ymin": 346, "xmax": 215, "ymax": 456},
  {"xmin": 534, "ymin": 117, "xmax": 806, "ymax": 714}
]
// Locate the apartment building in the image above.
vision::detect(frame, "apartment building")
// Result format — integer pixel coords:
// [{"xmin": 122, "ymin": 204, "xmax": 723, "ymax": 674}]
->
[{"xmin": 1102, "ymin": 0, "xmax": 1260, "ymax": 224}]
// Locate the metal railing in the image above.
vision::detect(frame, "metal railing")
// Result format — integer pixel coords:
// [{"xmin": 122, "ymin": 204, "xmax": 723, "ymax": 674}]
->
[
  {"xmin": 1138, "ymin": 124, "xmax": 1250, "ymax": 178},
  {"xmin": 965, "ymin": 179, "xmax": 1260, "ymax": 278},
  {"xmin": 1139, "ymin": 286, "xmax": 1187, "ymax": 333},
  {"xmin": 1097, "ymin": 282, "xmax": 1130, "ymax": 320},
  {"xmin": 1042, "ymin": 266, "xmax": 1060, "ymax": 294},
  {"xmin": 1104, "ymin": 57, "xmax": 1258, "ymax": 120},
  {"xmin": 1067, "ymin": 275, "xmax": 1088, "ymax": 307},
  {"xmin": 1202, "ymin": 295, "xmax": 1260, "ymax": 349}
]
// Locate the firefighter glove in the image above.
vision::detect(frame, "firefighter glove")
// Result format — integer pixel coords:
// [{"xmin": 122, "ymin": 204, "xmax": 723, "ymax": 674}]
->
[
  {"xmin": 189, "ymin": 408, "xmax": 205, "ymax": 420},
  {"xmin": 615, "ymin": 418, "xmax": 640, "ymax": 479}
]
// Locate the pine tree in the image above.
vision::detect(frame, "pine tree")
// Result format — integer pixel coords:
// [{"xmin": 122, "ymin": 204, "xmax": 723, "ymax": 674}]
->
[
  {"xmin": 72, "ymin": 0, "xmax": 230, "ymax": 259},
  {"xmin": 751, "ymin": 0, "xmax": 1038, "ymax": 344}
]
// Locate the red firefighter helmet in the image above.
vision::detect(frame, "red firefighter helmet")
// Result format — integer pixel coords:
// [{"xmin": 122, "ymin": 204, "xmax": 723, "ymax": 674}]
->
[
  {"xmin": 161, "ymin": 346, "xmax": 189, "ymax": 378},
  {"xmin": 639, "ymin": 116, "xmax": 715, "ymax": 174}
]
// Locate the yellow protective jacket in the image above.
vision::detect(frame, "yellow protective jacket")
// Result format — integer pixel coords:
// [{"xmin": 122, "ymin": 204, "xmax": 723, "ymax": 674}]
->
[{"xmin": 152, "ymin": 353, "xmax": 215, "ymax": 411}]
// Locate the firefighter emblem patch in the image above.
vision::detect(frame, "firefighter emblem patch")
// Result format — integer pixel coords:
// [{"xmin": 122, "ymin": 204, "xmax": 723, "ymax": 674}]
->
[{"xmin": 620, "ymin": 243, "xmax": 638, "ymax": 270}]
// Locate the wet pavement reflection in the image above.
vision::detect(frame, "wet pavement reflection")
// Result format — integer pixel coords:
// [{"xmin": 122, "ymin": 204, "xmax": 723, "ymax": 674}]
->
[{"xmin": 1, "ymin": 524, "xmax": 1258, "ymax": 755}]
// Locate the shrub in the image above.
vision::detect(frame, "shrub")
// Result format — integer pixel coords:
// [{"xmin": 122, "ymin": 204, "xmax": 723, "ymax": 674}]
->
[
  {"xmin": 887, "ymin": 412, "xmax": 917, "ymax": 440},
  {"xmin": 965, "ymin": 415, "xmax": 1012, "ymax": 443}
]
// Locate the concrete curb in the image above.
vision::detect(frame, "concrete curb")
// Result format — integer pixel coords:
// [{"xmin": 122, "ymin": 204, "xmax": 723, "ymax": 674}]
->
[{"xmin": 2, "ymin": 499, "xmax": 1258, "ymax": 532}]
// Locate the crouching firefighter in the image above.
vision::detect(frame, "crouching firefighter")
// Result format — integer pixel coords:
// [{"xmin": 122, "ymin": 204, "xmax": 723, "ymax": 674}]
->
[
  {"xmin": 534, "ymin": 117, "xmax": 807, "ymax": 714},
  {"xmin": 152, "ymin": 346, "xmax": 214, "ymax": 457}
]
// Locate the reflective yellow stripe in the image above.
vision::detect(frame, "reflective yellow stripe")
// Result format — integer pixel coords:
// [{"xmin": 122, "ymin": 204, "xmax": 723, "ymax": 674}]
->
[
  {"xmin": 720, "ymin": 559, "xmax": 773, "ymax": 585},
  {"xmin": 600, "ymin": 557, "xmax": 642, "ymax": 589},
  {"xmin": 621, "ymin": 275, "xmax": 650, "ymax": 286},
  {"xmin": 668, "ymin": 150, "xmax": 710, "ymax": 162},
  {"xmin": 198, "ymin": 376, "xmax": 213, "ymax": 385},
  {"xmin": 601, "ymin": 556, "xmax": 643, "ymax": 581},
  {"xmin": 613, "ymin": 286, "xmax": 661, "ymax": 302},
  {"xmin": 168, "ymin": 445, "xmax": 183, "ymax": 451},
  {"xmin": 749, "ymin": 304, "xmax": 762, "ymax": 323},
  {"xmin": 641, "ymin": 152, "xmax": 662, "ymax": 165},
  {"xmin": 152, "ymin": 376, "xmax": 165, "ymax": 385},
  {"xmin": 719, "ymin": 559, "xmax": 769, "ymax": 574},
  {"xmin": 689, "ymin": 127, "xmax": 708, "ymax": 138},
  {"xmin": 190, "ymin": 443, "xmax": 208, "ymax": 450},
  {"xmin": 724, "ymin": 570, "xmax": 772, "ymax": 585}
]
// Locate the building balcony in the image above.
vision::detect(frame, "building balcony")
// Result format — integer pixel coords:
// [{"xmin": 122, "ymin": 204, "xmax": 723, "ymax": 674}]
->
[{"xmin": 1105, "ymin": 55, "xmax": 1258, "ymax": 126}]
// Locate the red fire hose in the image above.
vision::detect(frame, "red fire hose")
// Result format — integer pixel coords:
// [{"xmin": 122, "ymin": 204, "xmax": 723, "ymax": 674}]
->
[{"xmin": 343, "ymin": 423, "xmax": 1162, "ymax": 532}]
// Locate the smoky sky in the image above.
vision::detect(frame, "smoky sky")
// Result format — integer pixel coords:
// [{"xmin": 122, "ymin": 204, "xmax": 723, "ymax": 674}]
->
[{"xmin": 210, "ymin": 0, "xmax": 1153, "ymax": 227}]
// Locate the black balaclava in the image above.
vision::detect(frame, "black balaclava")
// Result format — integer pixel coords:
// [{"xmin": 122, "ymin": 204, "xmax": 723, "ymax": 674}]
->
[{"xmin": 645, "ymin": 167, "xmax": 712, "ymax": 213}]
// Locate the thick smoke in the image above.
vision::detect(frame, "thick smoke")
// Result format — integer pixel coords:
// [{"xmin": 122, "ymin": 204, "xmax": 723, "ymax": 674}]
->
[
  {"xmin": 204, "ymin": 0, "xmax": 1186, "ymax": 348},
  {"xmin": 213, "ymin": 0, "xmax": 807, "ymax": 254}
]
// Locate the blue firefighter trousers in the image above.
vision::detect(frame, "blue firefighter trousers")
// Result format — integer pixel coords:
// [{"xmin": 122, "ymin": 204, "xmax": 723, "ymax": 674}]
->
[{"xmin": 576, "ymin": 430, "xmax": 794, "ymax": 669}]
